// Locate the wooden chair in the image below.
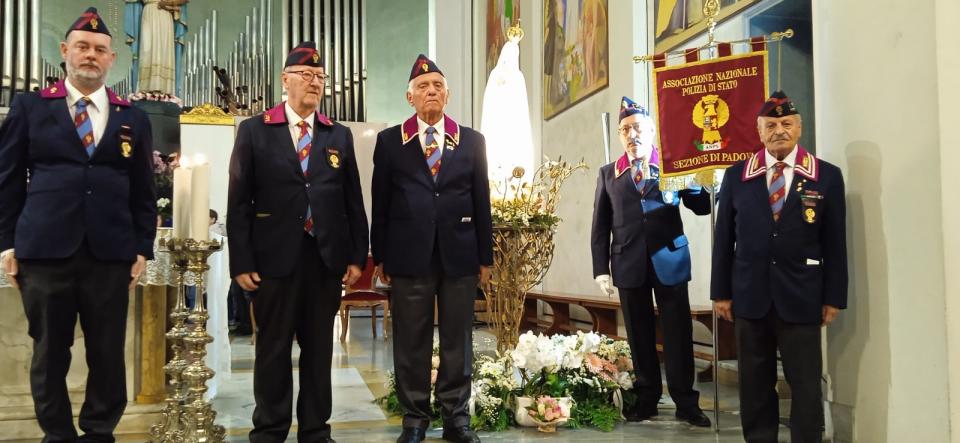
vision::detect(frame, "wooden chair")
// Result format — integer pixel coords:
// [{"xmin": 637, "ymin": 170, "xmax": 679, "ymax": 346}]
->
[{"xmin": 339, "ymin": 256, "xmax": 390, "ymax": 342}]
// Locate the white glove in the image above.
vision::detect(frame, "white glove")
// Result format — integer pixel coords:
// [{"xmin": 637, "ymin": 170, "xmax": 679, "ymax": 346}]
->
[{"xmin": 594, "ymin": 274, "xmax": 615, "ymax": 297}]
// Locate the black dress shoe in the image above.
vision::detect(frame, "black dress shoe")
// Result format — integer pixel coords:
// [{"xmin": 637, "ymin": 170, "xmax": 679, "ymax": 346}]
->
[
  {"xmin": 441, "ymin": 425, "xmax": 481, "ymax": 443},
  {"xmin": 623, "ymin": 406, "xmax": 658, "ymax": 422},
  {"xmin": 676, "ymin": 408, "xmax": 712, "ymax": 427},
  {"xmin": 396, "ymin": 427, "xmax": 426, "ymax": 443}
]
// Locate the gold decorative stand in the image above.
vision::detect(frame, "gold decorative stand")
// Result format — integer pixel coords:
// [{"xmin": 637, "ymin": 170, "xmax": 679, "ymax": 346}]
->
[
  {"xmin": 149, "ymin": 238, "xmax": 226, "ymax": 443},
  {"xmin": 483, "ymin": 160, "xmax": 587, "ymax": 353},
  {"xmin": 483, "ymin": 227, "xmax": 556, "ymax": 353}
]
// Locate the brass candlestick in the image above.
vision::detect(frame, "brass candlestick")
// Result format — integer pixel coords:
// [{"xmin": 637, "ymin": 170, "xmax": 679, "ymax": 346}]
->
[
  {"xmin": 181, "ymin": 239, "xmax": 225, "ymax": 443},
  {"xmin": 149, "ymin": 238, "xmax": 225, "ymax": 443},
  {"xmin": 149, "ymin": 237, "xmax": 191, "ymax": 442}
]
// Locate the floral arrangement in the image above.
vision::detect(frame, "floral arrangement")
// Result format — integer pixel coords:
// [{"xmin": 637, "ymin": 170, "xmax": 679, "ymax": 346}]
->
[
  {"xmin": 129, "ymin": 90, "xmax": 183, "ymax": 107},
  {"xmin": 525, "ymin": 395, "xmax": 570, "ymax": 432},
  {"xmin": 490, "ymin": 157, "xmax": 587, "ymax": 229},
  {"xmin": 376, "ymin": 331, "xmax": 633, "ymax": 432},
  {"xmin": 470, "ymin": 354, "xmax": 516, "ymax": 431},
  {"xmin": 564, "ymin": 334, "xmax": 637, "ymax": 431},
  {"xmin": 153, "ymin": 151, "xmax": 176, "ymax": 225},
  {"xmin": 376, "ymin": 340, "xmax": 444, "ymax": 427},
  {"xmin": 526, "ymin": 396, "xmax": 565, "ymax": 422},
  {"xmin": 509, "ymin": 331, "xmax": 633, "ymax": 431}
]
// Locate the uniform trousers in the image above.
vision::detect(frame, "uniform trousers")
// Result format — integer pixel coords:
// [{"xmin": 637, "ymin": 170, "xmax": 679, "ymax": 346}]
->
[
  {"xmin": 249, "ymin": 234, "xmax": 343, "ymax": 443},
  {"xmin": 18, "ymin": 244, "xmax": 131, "ymax": 443},
  {"xmin": 735, "ymin": 309, "xmax": 823, "ymax": 443}
]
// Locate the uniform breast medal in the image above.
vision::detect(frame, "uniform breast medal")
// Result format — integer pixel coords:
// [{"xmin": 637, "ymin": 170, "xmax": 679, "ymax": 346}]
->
[
  {"xmin": 119, "ymin": 127, "xmax": 134, "ymax": 158},
  {"xmin": 326, "ymin": 148, "xmax": 341, "ymax": 168},
  {"xmin": 799, "ymin": 183, "xmax": 823, "ymax": 224}
]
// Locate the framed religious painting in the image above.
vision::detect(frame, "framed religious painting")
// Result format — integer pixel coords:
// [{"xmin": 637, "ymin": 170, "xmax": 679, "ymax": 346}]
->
[
  {"xmin": 485, "ymin": 0, "xmax": 521, "ymax": 77},
  {"xmin": 654, "ymin": 0, "xmax": 761, "ymax": 53},
  {"xmin": 542, "ymin": 0, "xmax": 608, "ymax": 120}
]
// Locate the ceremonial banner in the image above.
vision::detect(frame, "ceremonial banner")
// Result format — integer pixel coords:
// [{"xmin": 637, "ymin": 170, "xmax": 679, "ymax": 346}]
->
[{"xmin": 653, "ymin": 51, "xmax": 769, "ymax": 177}]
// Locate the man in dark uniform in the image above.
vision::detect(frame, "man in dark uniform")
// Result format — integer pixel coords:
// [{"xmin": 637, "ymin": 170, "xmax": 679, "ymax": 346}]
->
[
  {"xmin": 227, "ymin": 41, "xmax": 368, "ymax": 443},
  {"xmin": 0, "ymin": 7, "xmax": 156, "ymax": 442},
  {"xmin": 591, "ymin": 96, "xmax": 712, "ymax": 427},
  {"xmin": 711, "ymin": 91, "xmax": 848, "ymax": 443},
  {"xmin": 370, "ymin": 54, "xmax": 493, "ymax": 443}
]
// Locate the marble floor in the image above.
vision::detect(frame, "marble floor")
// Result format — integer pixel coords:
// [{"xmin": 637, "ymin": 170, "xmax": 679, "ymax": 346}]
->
[
  {"xmin": 209, "ymin": 315, "xmax": 760, "ymax": 442},
  {"xmin": 8, "ymin": 314, "xmax": 787, "ymax": 442}
]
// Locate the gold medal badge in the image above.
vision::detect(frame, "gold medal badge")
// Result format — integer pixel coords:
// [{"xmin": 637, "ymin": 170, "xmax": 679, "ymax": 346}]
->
[
  {"xmin": 804, "ymin": 207, "xmax": 816, "ymax": 224},
  {"xmin": 326, "ymin": 148, "xmax": 341, "ymax": 168},
  {"xmin": 121, "ymin": 141, "xmax": 132, "ymax": 158}
]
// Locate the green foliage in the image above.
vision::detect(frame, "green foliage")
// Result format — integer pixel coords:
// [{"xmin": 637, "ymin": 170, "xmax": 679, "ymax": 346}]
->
[
  {"xmin": 519, "ymin": 369, "xmax": 574, "ymax": 398},
  {"xmin": 471, "ymin": 405, "xmax": 512, "ymax": 432},
  {"xmin": 374, "ymin": 390, "xmax": 404, "ymax": 417},
  {"xmin": 568, "ymin": 396, "xmax": 622, "ymax": 432}
]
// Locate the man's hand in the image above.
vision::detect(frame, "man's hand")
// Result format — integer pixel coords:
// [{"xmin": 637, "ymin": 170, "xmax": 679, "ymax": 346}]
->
[
  {"xmin": 129, "ymin": 255, "xmax": 147, "ymax": 290},
  {"xmin": 479, "ymin": 266, "xmax": 492, "ymax": 285},
  {"xmin": 2, "ymin": 249, "xmax": 19, "ymax": 290},
  {"xmin": 713, "ymin": 299, "xmax": 733, "ymax": 322},
  {"xmin": 822, "ymin": 305, "xmax": 840, "ymax": 326},
  {"xmin": 342, "ymin": 265, "xmax": 362, "ymax": 287},
  {"xmin": 236, "ymin": 272, "xmax": 261, "ymax": 291},
  {"xmin": 371, "ymin": 263, "xmax": 390, "ymax": 286},
  {"xmin": 594, "ymin": 274, "xmax": 615, "ymax": 297}
]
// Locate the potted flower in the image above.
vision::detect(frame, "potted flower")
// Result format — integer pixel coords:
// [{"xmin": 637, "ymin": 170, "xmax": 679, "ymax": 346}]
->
[{"xmin": 510, "ymin": 331, "xmax": 577, "ymax": 427}]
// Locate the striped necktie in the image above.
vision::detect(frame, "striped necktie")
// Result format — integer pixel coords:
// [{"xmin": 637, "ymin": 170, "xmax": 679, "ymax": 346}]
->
[
  {"xmin": 75, "ymin": 97, "xmax": 96, "ymax": 157},
  {"xmin": 632, "ymin": 159, "xmax": 644, "ymax": 191},
  {"xmin": 769, "ymin": 161, "xmax": 787, "ymax": 221},
  {"xmin": 297, "ymin": 121, "xmax": 314, "ymax": 235},
  {"xmin": 424, "ymin": 126, "xmax": 441, "ymax": 180}
]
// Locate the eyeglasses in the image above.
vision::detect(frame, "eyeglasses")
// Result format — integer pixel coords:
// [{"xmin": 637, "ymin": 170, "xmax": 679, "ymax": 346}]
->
[
  {"xmin": 618, "ymin": 123, "xmax": 644, "ymax": 135},
  {"xmin": 285, "ymin": 70, "xmax": 328, "ymax": 83}
]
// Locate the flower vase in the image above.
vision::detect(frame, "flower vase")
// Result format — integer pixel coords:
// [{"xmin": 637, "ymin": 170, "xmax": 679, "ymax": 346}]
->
[{"xmin": 535, "ymin": 421, "xmax": 558, "ymax": 433}]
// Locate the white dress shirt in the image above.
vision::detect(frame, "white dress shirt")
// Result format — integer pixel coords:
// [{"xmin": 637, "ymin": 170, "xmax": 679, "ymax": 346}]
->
[
  {"xmin": 417, "ymin": 116, "xmax": 445, "ymax": 157},
  {"xmin": 285, "ymin": 102, "xmax": 314, "ymax": 153},
  {"xmin": 765, "ymin": 145, "xmax": 798, "ymax": 191},
  {"xmin": 65, "ymin": 79, "xmax": 108, "ymax": 146}
]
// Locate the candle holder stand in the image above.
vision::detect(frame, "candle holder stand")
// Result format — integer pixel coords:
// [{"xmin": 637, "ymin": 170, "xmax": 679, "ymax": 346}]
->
[{"xmin": 149, "ymin": 237, "xmax": 226, "ymax": 443}]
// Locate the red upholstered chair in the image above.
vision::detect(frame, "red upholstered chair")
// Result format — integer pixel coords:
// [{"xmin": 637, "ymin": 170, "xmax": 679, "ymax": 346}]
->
[{"xmin": 339, "ymin": 256, "xmax": 390, "ymax": 342}]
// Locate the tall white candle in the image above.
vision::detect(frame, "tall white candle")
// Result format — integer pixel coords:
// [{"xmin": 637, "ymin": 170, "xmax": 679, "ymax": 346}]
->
[
  {"xmin": 172, "ymin": 155, "xmax": 193, "ymax": 239},
  {"xmin": 190, "ymin": 154, "xmax": 211, "ymax": 242}
]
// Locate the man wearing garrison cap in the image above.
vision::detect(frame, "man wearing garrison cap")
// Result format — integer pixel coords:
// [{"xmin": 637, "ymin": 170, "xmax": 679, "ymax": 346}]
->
[
  {"xmin": 0, "ymin": 7, "xmax": 156, "ymax": 442},
  {"xmin": 711, "ymin": 91, "xmax": 848, "ymax": 442},
  {"xmin": 370, "ymin": 54, "xmax": 492, "ymax": 443},
  {"xmin": 591, "ymin": 96, "xmax": 712, "ymax": 427},
  {"xmin": 227, "ymin": 41, "xmax": 368, "ymax": 443}
]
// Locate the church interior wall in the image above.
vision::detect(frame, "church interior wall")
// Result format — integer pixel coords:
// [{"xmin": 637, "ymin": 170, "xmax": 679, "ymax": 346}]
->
[
  {"xmin": 813, "ymin": 0, "xmax": 952, "ymax": 440},
  {"xmin": 936, "ymin": 0, "xmax": 960, "ymax": 439}
]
